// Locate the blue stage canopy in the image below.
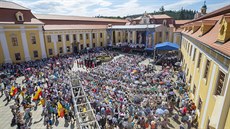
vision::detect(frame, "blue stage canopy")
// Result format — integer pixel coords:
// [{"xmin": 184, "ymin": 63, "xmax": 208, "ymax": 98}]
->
[{"xmin": 155, "ymin": 42, "xmax": 179, "ymax": 51}]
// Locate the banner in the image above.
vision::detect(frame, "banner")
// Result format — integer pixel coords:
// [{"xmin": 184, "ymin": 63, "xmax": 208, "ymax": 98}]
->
[{"xmin": 146, "ymin": 31, "xmax": 155, "ymax": 49}]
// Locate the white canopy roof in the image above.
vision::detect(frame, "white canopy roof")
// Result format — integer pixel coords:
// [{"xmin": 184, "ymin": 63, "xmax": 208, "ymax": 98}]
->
[{"xmin": 109, "ymin": 24, "xmax": 161, "ymax": 29}]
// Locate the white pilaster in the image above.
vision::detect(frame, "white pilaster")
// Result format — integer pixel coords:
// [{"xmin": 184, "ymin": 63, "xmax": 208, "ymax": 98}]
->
[
  {"xmin": 77, "ymin": 33, "xmax": 80, "ymax": 50},
  {"xmin": 20, "ymin": 27, "xmax": 31, "ymax": 61},
  {"xmin": 132, "ymin": 31, "xmax": 135, "ymax": 43},
  {"xmin": 0, "ymin": 28, "xmax": 12, "ymax": 63},
  {"xmin": 70, "ymin": 34, "xmax": 73, "ymax": 53},
  {"xmin": 62, "ymin": 34, "xmax": 67, "ymax": 54},
  {"xmin": 51, "ymin": 35, "xmax": 57, "ymax": 55},
  {"xmin": 38, "ymin": 27, "xmax": 47, "ymax": 58},
  {"xmin": 200, "ymin": 64, "xmax": 216, "ymax": 128},
  {"xmin": 83, "ymin": 33, "xmax": 86, "ymax": 48},
  {"xmin": 97, "ymin": 33, "xmax": 99, "ymax": 47},
  {"xmin": 128, "ymin": 31, "xmax": 130, "ymax": 43},
  {"xmin": 104, "ymin": 32, "xmax": 106, "ymax": 46},
  {"xmin": 89, "ymin": 32, "xmax": 92, "ymax": 48}
]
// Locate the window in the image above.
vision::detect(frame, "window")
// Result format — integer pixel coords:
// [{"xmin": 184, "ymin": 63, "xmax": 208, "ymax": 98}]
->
[
  {"xmin": 193, "ymin": 84, "xmax": 196, "ymax": 95},
  {"xmin": 15, "ymin": 11, "xmax": 24, "ymax": 21},
  {"xmin": 93, "ymin": 43, "xmax": 96, "ymax": 48},
  {"xmin": 86, "ymin": 44, "xmax": 89, "ymax": 47},
  {"xmin": 204, "ymin": 60, "xmax": 210, "ymax": 79},
  {"xmin": 187, "ymin": 44, "xmax": 190, "ymax": 53},
  {"xmin": 86, "ymin": 34, "xmax": 89, "ymax": 39},
  {"xmin": 73, "ymin": 34, "xmax": 76, "ymax": 41},
  {"xmin": 18, "ymin": 16, "xmax": 23, "ymax": 21},
  {"xmin": 166, "ymin": 32, "xmax": 169, "ymax": 41},
  {"xmin": 59, "ymin": 47, "xmax": 63, "ymax": 53},
  {"xmin": 100, "ymin": 33, "xmax": 103, "ymax": 38},
  {"xmin": 186, "ymin": 69, "xmax": 189, "ymax": 76},
  {"xmin": 189, "ymin": 46, "xmax": 193, "ymax": 56},
  {"xmin": 80, "ymin": 44, "xmax": 83, "ymax": 50},
  {"xmin": 30, "ymin": 34, "xmax": 36, "ymax": 44},
  {"xmin": 193, "ymin": 48, "xmax": 196, "ymax": 61},
  {"xmin": 189, "ymin": 75, "xmax": 192, "ymax": 83},
  {"xmin": 198, "ymin": 97, "xmax": 202, "ymax": 111},
  {"xmin": 15, "ymin": 53, "xmax": 21, "ymax": 60},
  {"xmin": 215, "ymin": 71, "xmax": 225, "ymax": 95},
  {"xmin": 58, "ymin": 35, "xmax": 62, "ymax": 42},
  {"xmin": 48, "ymin": 49, "xmax": 53, "ymax": 55},
  {"xmin": 11, "ymin": 34, "xmax": 18, "ymax": 46},
  {"xmin": 47, "ymin": 35, "xmax": 51, "ymax": 43},
  {"xmin": 33, "ymin": 51, "xmax": 38, "ymax": 58},
  {"xmin": 100, "ymin": 42, "xmax": 103, "ymax": 46},
  {"xmin": 159, "ymin": 32, "xmax": 162, "ymax": 37},
  {"xmin": 66, "ymin": 35, "xmax": 69, "ymax": 41},
  {"xmin": 80, "ymin": 34, "xmax": 83, "ymax": 40},
  {"xmin": 92, "ymin": 33, "xmax": 95, "ymax": 39},
  {"xmin": 197, "ymin": 53, "xmax": 202, "ymax": 68},
  {"xmin": 118, "ymin": 32, "xmax": 120, "ymax": 36},
  {"xmin": 67, "ymin": 46, "xmax": 70, "ymax": 52}
]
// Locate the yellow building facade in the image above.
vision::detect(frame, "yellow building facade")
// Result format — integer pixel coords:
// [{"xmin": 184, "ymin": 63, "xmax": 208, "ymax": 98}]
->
[{"xmin": 178, "ymin": 6, "xmax": 230, "ymax": 129}]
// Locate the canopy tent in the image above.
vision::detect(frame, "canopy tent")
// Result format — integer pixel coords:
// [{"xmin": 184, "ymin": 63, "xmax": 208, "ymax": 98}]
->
[{"xmin": 155, "ymin": 42, "xmax": 179, "ymax": 51}]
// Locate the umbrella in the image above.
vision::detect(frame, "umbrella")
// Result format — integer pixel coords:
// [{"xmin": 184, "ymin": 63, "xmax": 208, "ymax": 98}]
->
[
  {"xmin": 181, "ymin": 115, "xmax": 189, "ymax": 122},
  {"xmin": 169, "ymin": 91, "xmax": 175, "ymax": 95},
  {"xmin": 142, "ymin": 81, "xmax": 147, "ymax": 85},
  {"xmin": 175, "ymin": 62, "xmax": 181, "ymax": 66},
  {"xmin": 25, "ymin": 68, "xmax": 31, "ymax": 71},
  {"xmin": 134, "ymin": 81, "xmax": 140, "ymax": 84},
  {"xmin": 156, "ymin": 108, "xmax": 164, "ymax": 115}
]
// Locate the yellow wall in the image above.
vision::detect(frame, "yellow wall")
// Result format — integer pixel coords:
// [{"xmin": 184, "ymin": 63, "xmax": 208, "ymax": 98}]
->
[
  {"xmin": 5, "ymin": 30, "xmax": 25, "ymax": 63},
  {"xmin": 224, "ymin": 108, "xmax": 230, "ymax": 129},
  {"xmin": 181, "ymin": 36, "xmax": 230, "ymax": 129},
  {"xmin": 26, "ymin": 30, "xmax": 42, "ymax": 60},
  {"xmin": 0, "ymin": 42, "xmax": 4, "ymax": 64},
  {"xmin": 44, "ymin": 34, "xmax": 55, "ymax": 57}
]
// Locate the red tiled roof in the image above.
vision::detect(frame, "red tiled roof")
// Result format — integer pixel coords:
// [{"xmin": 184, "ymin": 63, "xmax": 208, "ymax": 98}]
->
[
  {"xmin": 0, "ymin": 1, "xmax": 29, "ymax": 10},
  {"xmin": 175, "ymin": 20, "xmax": 191, "ymax": 25},
  {"xmin": 34, "ymin": 14, "xmax": 127, "ymax": 23},
  {"xmin": 185, "ymin": 5, "xmax": 230, "ymax": 24},
  {"xmin": 43, "ymin": 25, "xmax": 108, "ymax": 31},
  {"xmin": 151, "ymin": 14, "xmax": 172, "ymax": 19},
  {"xmin": 182, "ymin": 15, "xmax": 230, "ymax": 57}
]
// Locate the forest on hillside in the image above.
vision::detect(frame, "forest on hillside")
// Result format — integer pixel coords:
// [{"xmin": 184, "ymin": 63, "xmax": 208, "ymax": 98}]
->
[{"xmin": 96, "ymin": 6, "xmax": 197, "ymax": 20}]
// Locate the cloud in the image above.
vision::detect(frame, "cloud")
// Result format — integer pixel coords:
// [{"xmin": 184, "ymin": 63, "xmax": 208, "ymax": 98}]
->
[
  {"xmin": 208, "ymin": 1, "xmax": 230, "ymax": 12},
  {"xmin": 8, "ymin": 0, "xmax": 230, "ymax": 17},
  {"xmin": 164, "ymin": 0, "xmax": 203, "ymax": 10}
]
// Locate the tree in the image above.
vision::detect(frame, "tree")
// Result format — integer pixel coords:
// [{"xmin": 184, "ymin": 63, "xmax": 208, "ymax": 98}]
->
[{"xmin": 159, "ymin": 6, "xmax": 165, "ymax": 14}]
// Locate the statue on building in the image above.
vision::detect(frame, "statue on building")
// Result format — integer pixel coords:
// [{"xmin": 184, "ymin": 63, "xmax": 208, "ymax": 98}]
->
[
  {"xmin": 138, "ymin": 33, "xmax": 142, "ymax": 44},
  {"xmin": 147, "ymin": 33, "xmax": 152, "ymax": 48}
]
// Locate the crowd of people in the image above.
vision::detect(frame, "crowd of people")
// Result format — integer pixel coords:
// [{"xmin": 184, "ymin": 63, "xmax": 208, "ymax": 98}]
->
[
  {"xmin": 0, "ymin": 55, "xmax": 78, "ymax": 128},
  {"xmin": 0, "ymin": 49, "xmax": 198, "ymax": 129},
  {"xmin": 77, "ymin": 53, "xmax": 198, "ymax": 129}
]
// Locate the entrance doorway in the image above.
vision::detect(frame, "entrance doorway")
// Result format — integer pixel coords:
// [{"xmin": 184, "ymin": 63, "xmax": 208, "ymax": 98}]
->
[{"xmin": 72, "ymin": 42, "xmax": 79, "ymax": 54}]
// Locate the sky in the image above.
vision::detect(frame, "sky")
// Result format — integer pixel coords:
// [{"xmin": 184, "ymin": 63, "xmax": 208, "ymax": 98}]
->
[{"xmin": 9, "ymin": 0, "xmax": 230, "ymax": 17}]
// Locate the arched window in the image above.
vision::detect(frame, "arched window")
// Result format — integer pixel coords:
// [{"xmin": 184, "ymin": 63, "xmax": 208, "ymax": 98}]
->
[{"xmin": 11, "ymin": 34, "xmax": 18, "ymax": 46}]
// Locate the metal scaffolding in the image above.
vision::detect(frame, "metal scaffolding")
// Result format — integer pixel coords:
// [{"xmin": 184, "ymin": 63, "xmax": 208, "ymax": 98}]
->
[{"xmin": 70, "ymin": 72, "xmax": 100, "ymax": 129}]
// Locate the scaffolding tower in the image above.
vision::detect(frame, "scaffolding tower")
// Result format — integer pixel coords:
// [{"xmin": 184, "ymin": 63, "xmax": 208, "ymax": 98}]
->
[{"xmin": 70, "ymin": 72, "xmax": 100, "ymax": 129}]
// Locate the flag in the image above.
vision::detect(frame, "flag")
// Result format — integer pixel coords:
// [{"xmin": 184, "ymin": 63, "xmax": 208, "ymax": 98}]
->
[
  {"xmin": 57, "ymin": 102, "xmax": 65, "ymax": 118},
  {"xmin": 10, "ymin": 86, "xmax": 18, "ymax": 96},
  {"xmin": 32, "ymin": 88, "xmax": 42, "ymax": 101}
]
